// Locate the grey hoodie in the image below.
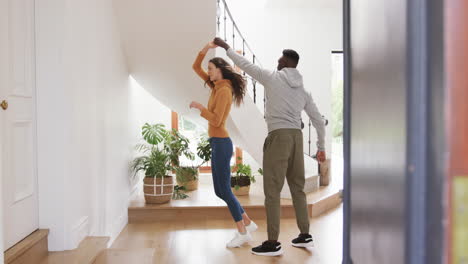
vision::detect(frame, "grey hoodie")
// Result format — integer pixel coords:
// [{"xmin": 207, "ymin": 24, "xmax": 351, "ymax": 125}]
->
[{"xmin": 227, "ymin": 48, "xmax": 325, "ymax": 151}]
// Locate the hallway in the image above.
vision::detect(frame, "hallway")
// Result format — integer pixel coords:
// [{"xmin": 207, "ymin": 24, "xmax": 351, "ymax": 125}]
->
[{"xmin": 2, "ymin": 0, "xmax": 464, "ymax": 263}]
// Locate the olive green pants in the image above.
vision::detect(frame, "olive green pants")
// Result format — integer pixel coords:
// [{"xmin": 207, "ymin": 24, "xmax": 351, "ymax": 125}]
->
[{"xmin": 263, "ymin": 129, "xmax": 309, "ymax": 240}]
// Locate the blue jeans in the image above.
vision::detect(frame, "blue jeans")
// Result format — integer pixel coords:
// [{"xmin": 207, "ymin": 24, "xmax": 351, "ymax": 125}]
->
[{"xmin": 209, "ymin": 137, "xmax": 245, "ymax": 222}]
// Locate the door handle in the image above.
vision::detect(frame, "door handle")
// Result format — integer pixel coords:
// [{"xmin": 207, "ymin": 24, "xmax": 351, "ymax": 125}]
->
[{"xmin": 1, "ymin": 100, "xmax": 8, "ymax": 110}]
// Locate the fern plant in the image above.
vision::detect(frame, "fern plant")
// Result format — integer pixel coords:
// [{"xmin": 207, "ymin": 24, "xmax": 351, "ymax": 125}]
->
[{"xmin": 132, "ymin": 148, "xmax": 172, "ymax": 178}]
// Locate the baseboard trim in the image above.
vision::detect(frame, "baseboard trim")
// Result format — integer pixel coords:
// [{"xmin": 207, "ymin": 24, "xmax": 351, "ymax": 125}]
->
[
  {"xmin": 70, "ymin": 216, "xmax": 89, "ymax": 250},
  {"xmin": 107, "ymin": 210, "xmax": 128, "ymax": 248}
]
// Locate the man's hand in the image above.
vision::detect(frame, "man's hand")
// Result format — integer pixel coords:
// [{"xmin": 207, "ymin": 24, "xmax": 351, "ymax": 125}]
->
[
  {"xmin": 316, "ymin": 150, "xmax": 326, "ymax": 163},
  {"xmin": 213, "ymin": 37, "xmax": 230, "ymax": 50},
  {"xmin": 189, "ymin": 101, "xmax": 204, "ymax": 111}
]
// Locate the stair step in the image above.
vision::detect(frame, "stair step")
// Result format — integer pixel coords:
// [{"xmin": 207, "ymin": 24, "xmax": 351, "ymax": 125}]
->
[
  {"xmin": 93, "ymin": 248, "xmax": 155, "ymax": 264},
  {"xmin": 129, "ymin": 188, "xmax": 342, "ymax": 223},
  {"xmin": 5, "ymin": 229, "xmax": 49, "ymax": 264},
  {"xmin": 311, "ymin": 190, "xmax": 343, "ymax": 217},
  {"xmin": 40, "ymin": 237, "xmax": 109, "ymax": 264}
]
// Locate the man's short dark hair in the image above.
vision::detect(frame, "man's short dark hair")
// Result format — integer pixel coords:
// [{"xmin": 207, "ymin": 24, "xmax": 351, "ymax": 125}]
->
[{"xmin": 283, "ymin": 49, "xmax": 300, "ymax": 65}]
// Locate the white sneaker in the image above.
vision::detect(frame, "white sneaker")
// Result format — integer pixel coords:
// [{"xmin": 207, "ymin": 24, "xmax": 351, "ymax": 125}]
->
[
  {"xmin": 226, "ymin": 231, "xmax": 252, "ymax": 248},
  {"xmin": 245, "ymin": 221, "xmax": 258, "ymax": 233}
]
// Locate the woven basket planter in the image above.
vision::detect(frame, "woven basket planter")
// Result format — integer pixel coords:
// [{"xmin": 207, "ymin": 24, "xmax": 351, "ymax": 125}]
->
[
  {"xmin": 176, "ymin": 168, "xmax": 199, "ymax": 191},
  {"xmin": 143, "ymin": 176, "xmax": 173, "ymax": 204},
  {"xmin": 181, "ymin": 179, "xmax": 199, "ymax": 191},
  {"xmin": 232, "ymin": 185, "xmax": 250, "ymax": 196}
]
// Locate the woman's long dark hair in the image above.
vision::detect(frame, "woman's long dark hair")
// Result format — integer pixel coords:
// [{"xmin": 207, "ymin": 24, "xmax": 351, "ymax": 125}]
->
[{"xmin": 205, "ymin": 57, "xmax": 246, "ymax": 106}]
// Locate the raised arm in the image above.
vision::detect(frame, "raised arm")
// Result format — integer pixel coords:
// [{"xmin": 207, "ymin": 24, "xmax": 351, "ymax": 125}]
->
[
  {"xmin": 192, "ymin": 42, "xmax": 216, "ymax": 88},
  {"xmin": 304, "ymin": 92, "xmax": 326, "ymax": 153},
  {"xmin": 213, "ymin": 37, "xmax": 271, "ymax": 85}
]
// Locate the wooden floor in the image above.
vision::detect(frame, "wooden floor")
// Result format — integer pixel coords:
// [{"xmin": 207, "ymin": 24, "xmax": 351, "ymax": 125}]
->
[
  {"xmin": 40, "ymin": 237, "xmax": 109, "ymax": 264},
  {"xmin": 101, "ymin": 205, "xmax": 343, "ymax": 264}
]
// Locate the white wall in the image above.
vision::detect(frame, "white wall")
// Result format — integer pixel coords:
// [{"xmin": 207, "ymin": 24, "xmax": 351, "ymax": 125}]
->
[
  {"xmin": 112, "ymin": 0, "xmax": 216, "ymax": 122},
  {"xmin": 226, "ymin": 0, "xmax": 343, "ymax": 155},
  {"xmin": 36, "ymin": 0, "xmax": 171, "ymax": 251}
]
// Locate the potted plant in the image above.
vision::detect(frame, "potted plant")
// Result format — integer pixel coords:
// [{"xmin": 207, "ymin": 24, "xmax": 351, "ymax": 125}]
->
[
  {"xmin": 231, "ymin": 158, "xmax": 258, "ymax": 196},
  {"xmin": 175, "ymin": 166, "xmax": 199, "ymax": 191},
  {"xmin": 194, "ymin": 134, "xmax": 212, "ymax": 171},
  {"xmin": 168, "ymin": 132, "xmax": 212, "ymax": 191},
  {"xmin": 164, "ymin": 129, "xmax": 196, "ymax": 190},
  {"xmin": 172, "ymin": 185, "xmax": 189, "ymax": 200},
  {"xmin": 131, "ymin": 123, "xmax": 174, "ymax": 204}
]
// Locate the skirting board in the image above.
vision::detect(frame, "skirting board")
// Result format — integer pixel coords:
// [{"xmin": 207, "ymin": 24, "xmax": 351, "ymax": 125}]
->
[{"xmin": 69, "ymin": 216, "xmax": 89, "ymax": 250}]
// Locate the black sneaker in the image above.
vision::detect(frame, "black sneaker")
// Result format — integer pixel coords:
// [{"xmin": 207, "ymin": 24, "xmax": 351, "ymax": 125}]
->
[
  {"xmin": 251, "ymin": 241, "xmax": 283, "ymax": 256},
  {"xmin": 291, "ymin": 233, "xmax": 314, "ymax": 248}
]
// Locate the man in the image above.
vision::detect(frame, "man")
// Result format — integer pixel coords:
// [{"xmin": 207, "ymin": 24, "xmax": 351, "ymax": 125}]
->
[{"xmin": 213, "ymin": 37, "xmax": 326, "ymax": 256}]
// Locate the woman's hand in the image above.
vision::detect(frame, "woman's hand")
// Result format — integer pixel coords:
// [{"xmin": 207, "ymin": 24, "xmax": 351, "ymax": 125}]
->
[
  {"xmin": 190, "ymin": 101, "xmax": 204, "ymax": 111},
  {"xmin": 202, "ymin": 41, "xmax": 217, "ymax": 53},
  {"xmin": 206, "ymin": 41, "xmax": 216, "ymax": 49}
]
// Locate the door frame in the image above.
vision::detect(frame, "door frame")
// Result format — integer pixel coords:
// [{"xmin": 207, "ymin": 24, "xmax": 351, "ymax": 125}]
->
[
  {"xmin": 0, "ymin": 80, "xmax": 4, "ymax": 264},
  {"xmin": 341, "ymin": 1, "xmax": 446, "ymax": 263},
  {"xmin": 341, "ymin": 0, "xmax": 351, "ymax": 263},
  {"xmin": 1, "ymin": 0, "xmax": 39, "ymax": 253},
  {"xmin": 405, "ymin": 1, "xmax": 445, "ymax": 264},
  {"xmin": 0, "ymin": 0, "xmax": 7, "ymax": 260}
]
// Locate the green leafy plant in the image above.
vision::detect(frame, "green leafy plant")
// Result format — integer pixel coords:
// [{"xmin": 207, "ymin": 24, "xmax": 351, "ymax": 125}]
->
[
  {"xmin": 231, "ymin": 157, "xmax": 257, "ymax": 190},
  {"xmin": 142, "ymin": 123, "xmax": 167, "ymax": 145},
  {"xmin": 196, "ymin": 135, "xmax": 211, "ymax": 165},
  {"xmin": 132, "ymin": 148, "xmax": 172, "ymax": 178},
  {"xmin": 175, "ymin": 166, "xmax": 199, "ymax": 183},
  {"xmin": 131, "ymin": 123, "xmax": 172, "ymax": 179},
  {"xmin": 164, "ymin": 129, "xmax": 194, "ymax": 167},
  {"xmin": 172, "ymin": 185, "xmax": 189, "ymax": 200},
  {"xmin": 173, "ymin": 133, "xmax": 212, "ymax": 183}
]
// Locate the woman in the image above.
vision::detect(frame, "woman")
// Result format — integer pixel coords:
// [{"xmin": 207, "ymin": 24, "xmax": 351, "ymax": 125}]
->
[{"xmin": 190, "ymin": 41, "xmax": 257, "ymax": 248}]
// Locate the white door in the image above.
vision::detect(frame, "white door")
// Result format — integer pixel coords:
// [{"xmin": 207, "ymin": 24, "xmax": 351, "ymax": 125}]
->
[{"xmin": 1, "ymin": 0, "xmax": 39, "ymax": 250}]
